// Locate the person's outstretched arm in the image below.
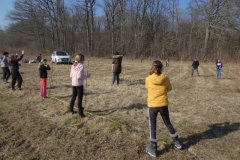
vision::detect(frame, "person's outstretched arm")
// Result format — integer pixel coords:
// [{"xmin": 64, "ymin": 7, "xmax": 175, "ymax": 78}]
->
[{"xmin": 16, "ymin": 50, "xmax": 24, "ymax": 61}]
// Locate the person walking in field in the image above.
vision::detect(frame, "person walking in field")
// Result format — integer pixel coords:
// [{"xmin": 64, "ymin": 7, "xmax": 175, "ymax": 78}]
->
[
  {"xmin": 191, "ymin": 58, "xmax": 199, "ymax": 76},
  {"xmin": 1, "ymin": 52, "xmax": 11, "ymax": 83},
  {"xmin": 145, "ymin": 60, "xmax": 182, "ymax": 157},
  {"xmin": 9, "ymin": 50, "xmax": 24, "ymax": 90},
  {"xmin": 165, "ymin": 57, "xmax": 170, "ymax": 67},
  {"xmin": 112, "ymin": 51, "xmax": 123, "ymax": 85},
  {"xmin": 216, "ymin": 59, "xmax": 223, "ymax": 79},
  {"xmin": 69, "ymin": 54, "xmax": 90, "ymax": 118},
  {"xmin": 37, "ymin": 54, "xmax": 42, "ymax": 63},
  {"xmin": 38, "ymin": 59, "xmax": 51, "ymax": 99}
]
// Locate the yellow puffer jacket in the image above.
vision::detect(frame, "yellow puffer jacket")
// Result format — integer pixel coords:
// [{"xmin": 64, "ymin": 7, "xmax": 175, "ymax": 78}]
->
[{"xmin": 145, "ymin": 73, "xmax": 172, "ymax": 107}]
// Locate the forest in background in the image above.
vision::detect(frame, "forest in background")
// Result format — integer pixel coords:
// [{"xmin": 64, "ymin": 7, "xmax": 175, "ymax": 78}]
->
[{"xmin": 0, "ymin": 0, "xmax": 240, "ymax": 61}]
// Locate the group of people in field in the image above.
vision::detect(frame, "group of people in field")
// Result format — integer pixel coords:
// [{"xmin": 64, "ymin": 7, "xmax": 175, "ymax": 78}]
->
[
  {"xmin": 191, "ymin": 57, "xmax": 223, "ymax": 78},
  {"xmin": 1, "ymin": 50, "xmax": 224, "ymax": 157},
  {"xmin": 0, "ymin": 51, "xmax": 25, "ymax": 90}
]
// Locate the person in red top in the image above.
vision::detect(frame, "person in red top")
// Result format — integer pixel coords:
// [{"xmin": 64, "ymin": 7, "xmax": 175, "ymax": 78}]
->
[{"xmin": 69, "ymin": 54, "xmax": 90, "ymax": 118}]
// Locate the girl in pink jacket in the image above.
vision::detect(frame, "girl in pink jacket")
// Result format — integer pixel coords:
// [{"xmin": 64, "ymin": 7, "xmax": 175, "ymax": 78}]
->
[{"xmin": 69, "ymin": 54, "xmax": 90, "ymax": 118}]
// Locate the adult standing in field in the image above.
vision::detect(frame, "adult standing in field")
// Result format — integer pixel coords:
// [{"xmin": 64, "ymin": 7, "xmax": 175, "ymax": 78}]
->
[
  {"xmin": 191, "ymin": 58, "xmax": 199, "ymax": 76},
  {"xmin": 9, "ymin": 50, "xmax": 24, "ymax": 90},
  {"xmin": 38, "ymin": 59, "xmax": 51, "ymax": 99},
  {"xmin": 145, "ymin": 60, "xmax": 182, "ymax": 158},
  {"xmin": 1, "ymin": 52, "xmax": 11, "ymax": 83},
  {"xmin": 69, "ymin": 54, "xmax": 90, "ymax": 118},
  {"xmin": 165, "ymin": 57, "xmax": 170, "ymax": 67},
  {"xmin": 37, "ymin": 54, "xmax": 42, "ymax": 63},
  {"xmin": 112, "ymin": 51, "xmax": 123, "ymax": 85},
  {"xmin": 216, "ymin": 59, "xmax": 223, "ymax": 79}
]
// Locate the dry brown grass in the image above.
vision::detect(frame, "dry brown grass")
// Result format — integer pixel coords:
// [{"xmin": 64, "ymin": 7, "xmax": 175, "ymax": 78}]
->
[{"xmin": 0, "ymin": 58, "xmax": 240, "ymax": 160}]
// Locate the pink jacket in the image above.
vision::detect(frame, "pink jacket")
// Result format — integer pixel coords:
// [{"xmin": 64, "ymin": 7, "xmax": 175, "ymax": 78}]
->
[{"xmin": 70, "ymin": 63, "xmax": 87, "ymax": 86}]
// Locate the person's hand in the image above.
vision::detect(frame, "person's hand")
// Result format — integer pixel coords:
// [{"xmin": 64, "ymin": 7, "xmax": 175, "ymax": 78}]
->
[{"xmin": 22, "ymin": 50, "xmax": 24, "ymax": 54}]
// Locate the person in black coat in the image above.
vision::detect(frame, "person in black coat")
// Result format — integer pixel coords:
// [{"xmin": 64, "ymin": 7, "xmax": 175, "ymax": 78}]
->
[
  {"xmin": 191, "ymin": 58, "xmax": 199, "ymax": 76},
  {"xmin": 111, "ymin": 51, "xmax": 123, "ymax": 85},
  {"xmin": 9, "ymin": 50, "xmax": 24, "ymax": 90},
  {"xmin": 37, "ymin": 54, "xmax": 42, "ymax": 63},
  {"xmin": 38, "ymin": 59, "xmax": 51, "ymax": 99}
]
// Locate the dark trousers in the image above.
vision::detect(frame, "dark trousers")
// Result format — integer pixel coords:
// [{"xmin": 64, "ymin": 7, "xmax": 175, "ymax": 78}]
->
[
  {"xmin": 148, "ymin": 106, "xmax": 176, "ymax": 141},
  {"xmin": 2, "ymin": 67, "xmax": 10, "ymax": 80},
  {"xmin": 192, "ymin": 67, "xmax": 199, "ymax": 76},
  {"xmin": 112, "ymin": 73, "xmax": 120, "ymax": 84},
  {"xmin": 70, "ymin": 85, "xmax": 84, "ymax": 115},
  {"xmin": 11, "ymin": 70, "xmax": 22, "ymax": 89}
]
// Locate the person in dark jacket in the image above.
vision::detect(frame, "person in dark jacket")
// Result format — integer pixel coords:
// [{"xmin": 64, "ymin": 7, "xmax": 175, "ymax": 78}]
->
[
  {"xmin": 9, "ymin": 50, "xmax": 24, "ymax": 90},
  {"xmin": 191, "ymin": 58, "xmax": 199, "ymax": 76},
  {"xmin": 37, "ymin": 54, "xmax": 42, "ymax": 63},
  {"xmin": 216, "ymin": 59, "xmax": 223, "ymax": 79},
  {"xmin": 112, "ymin": 51, "xmax": 123, "ymax": 85},
  {"xmin": 1, "ymin": 52, "xmax": 11, "ymax": 83},
  {"xmin": 38, "ymin": 59, "xmax": 51, "ymax": 99}
]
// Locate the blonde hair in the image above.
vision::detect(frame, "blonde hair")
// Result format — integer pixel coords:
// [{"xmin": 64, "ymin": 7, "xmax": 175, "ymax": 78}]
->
[
  {"xmin": 73, "ymin": 54, "xmax": 85, "ymax": 66},
  {"xmin": 38, "ymin": 59, "xmax": 47, "ymax": 69}
]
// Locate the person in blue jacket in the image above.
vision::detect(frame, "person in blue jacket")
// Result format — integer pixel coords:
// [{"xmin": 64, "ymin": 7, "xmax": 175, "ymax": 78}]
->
[{"xmin": 1, "ymin": 52, "xmax": 11, "ymax": 83}]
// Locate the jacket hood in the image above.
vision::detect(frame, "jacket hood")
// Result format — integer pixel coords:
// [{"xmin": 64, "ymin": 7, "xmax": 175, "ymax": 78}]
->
[
  {"xmin": 112, "ymin": 55, "xmax": 123, "ymax": 59},
  {"xmin": 148, "ymin": 73, "xmax": 167, "ymax": 85}
]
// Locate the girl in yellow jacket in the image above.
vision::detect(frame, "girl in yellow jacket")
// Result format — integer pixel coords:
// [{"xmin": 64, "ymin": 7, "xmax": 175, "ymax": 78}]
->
[{"xmin": 145, "ymin": 60, "xmax": 182, "ymax": 157}]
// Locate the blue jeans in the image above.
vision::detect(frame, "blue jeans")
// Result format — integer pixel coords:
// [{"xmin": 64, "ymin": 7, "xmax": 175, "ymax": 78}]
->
[
  {"xmin": 112, "ymin": 73, "xmax": 120, "ymax": 84},
  {"xmin": 216, "ymin": 68, "xmax": 221, "ymax": 79}
]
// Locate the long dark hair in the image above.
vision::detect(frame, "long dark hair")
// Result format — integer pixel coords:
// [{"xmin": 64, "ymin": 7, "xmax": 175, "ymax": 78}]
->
[
  {"xmin": 149, "ymin": 60, "xmax": 163, "ymax": 75},
  {"xmin": 3, "ymin": 52, "xmax": 9, "ymax": 56},
  {"xmin": 9, "ymin": 55, "xmax": 16, "ymax": 64}
]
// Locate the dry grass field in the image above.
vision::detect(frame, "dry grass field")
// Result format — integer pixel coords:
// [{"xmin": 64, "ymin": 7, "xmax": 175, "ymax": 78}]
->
[{"xmin": 0, "ymin": 58, "xmax": 240, "ymax": 160}]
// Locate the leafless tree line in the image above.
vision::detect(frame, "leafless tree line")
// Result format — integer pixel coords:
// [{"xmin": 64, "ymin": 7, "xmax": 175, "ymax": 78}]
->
[{"xmin": 0, "ymin": 0, "xmax": 240, "ymax": 61}]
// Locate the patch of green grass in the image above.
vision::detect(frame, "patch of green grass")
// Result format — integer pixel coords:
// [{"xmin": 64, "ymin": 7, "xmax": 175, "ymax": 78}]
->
[
  {"xmin": 109, "ymin": 118, "xmax": 130, "ymax": 133},
  {"xmin": 27, "ymin": 156, "xmax": 38, "ymax": 160},
  {"xmin": 225, "ymin": 146, "xmax": 232, "ymax": 152}
]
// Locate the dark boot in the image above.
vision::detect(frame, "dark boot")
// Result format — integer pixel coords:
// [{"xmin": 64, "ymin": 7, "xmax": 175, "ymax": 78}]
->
[
  {"xmin": 170, "ymin": 132, "xmax": 182, "ymax": 149},
  {"xmin": 79, "ymin": 107, "xmax": 86, "ymax": 118},
  {"xmin": 69, "ymin": 106, "xmax": 74, "ymax": 114},
  {"xmin": 146, "ymin": 141, "xmax": 157, "ymax": 157}
]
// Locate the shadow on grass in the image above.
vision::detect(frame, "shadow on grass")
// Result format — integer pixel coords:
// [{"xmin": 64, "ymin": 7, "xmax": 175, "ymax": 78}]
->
[
  {"xmin": 182, "ymin": 122, "xmax": 240, "ymax": 149},
  {"xmin": 120, "ymin": 78, "xmax": 145, "ymax": 86},
  {"xmin": 199, "ymin": 75, "xmax": 215, "ymax": 77},
  {"xmin": 86, "ymin": 103, "xmax": 147, "ymax": 116},
  {"xmin": 221, "ymin": 78, "xmax": 235, "ymax": 80},
  {"xmin": 47, "ymin": 84, "xmax": 72, "ymax": 89},
  {"xmin": 158, "ymin": 122, "xmax": 240, "ymax": 155}
]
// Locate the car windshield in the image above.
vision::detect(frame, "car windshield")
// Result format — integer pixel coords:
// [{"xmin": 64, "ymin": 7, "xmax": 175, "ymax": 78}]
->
[{"xmin": 56, "ymin": 52, "xmax": 68, "ymax": 56}]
